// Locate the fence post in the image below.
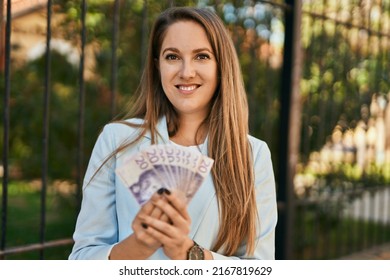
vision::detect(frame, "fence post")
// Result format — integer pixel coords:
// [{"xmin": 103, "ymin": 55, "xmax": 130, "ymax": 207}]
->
[
  {"xmin": 39, "ymin": 0, "xmax": 53, "ymax": 260},
  {"xmin": 77, "ymin": 0, "xmax": 87, "ymax": 209},
  {"xmin": 276, "ymin": 0, "xmax": 302, "ymax": 260},
  {"xmin": 1, "ymin": 0, "xmax": 12, "ymax": 260}
]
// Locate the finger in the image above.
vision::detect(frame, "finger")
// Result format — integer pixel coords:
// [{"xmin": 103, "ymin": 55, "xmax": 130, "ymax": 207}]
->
[
  {"xmin": 139, "ymin": 199, "xmax": 155, "ymax": 215},
  {"xmin": 133, "ymin": 193, "xmax": 164, "ymax": 239},
  {"xmin": 149, "ymin": 192, "xmax": 172, "ymax": 223},
  {"xmin": 149, "ymin": 207, "xmax": 170, "ymax": 224},
  {"xmin": 149, "ymin": 192, "xmax": 166, "ymax": 217},
  {"xmin": 144, "ymin": 224, "xmax": 173, "ymax": 247},
  {"xmin": 155, "ymin": 190, "xmax": 191, "ymax": 222},
  {"xmin": 152, "ymin": 200, "xmax": 185, "ymax": 227},
  {"xmin": 134, "ymin": 200, "xmax": 157, "ymax": 230},
  {"xmin": 142, "ymin": 215, "xmax": 192, "ymax": 261},
  {"xmin": 138, "ymin": 190, "xmax": 167, "ymax": 221},
  {"xmin": 141, "ymin": 216, "xmax": 177, "ymax": 241},
  {"xmin": 149, "ymin": 204, "xmax": 163, "ymax": 219},
  {"xmin": 132, "ymin": 221, "xmax": 161, "ymax": 248},
  {"xmin": 165, "ymin": 190, "xmax": 189, "ymax": 215}
]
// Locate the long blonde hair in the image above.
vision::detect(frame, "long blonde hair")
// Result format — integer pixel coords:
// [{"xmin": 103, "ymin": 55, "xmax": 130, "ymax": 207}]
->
[{"xmin": 115, "ymin": 7, "xmax": 257, "ymax": 256}]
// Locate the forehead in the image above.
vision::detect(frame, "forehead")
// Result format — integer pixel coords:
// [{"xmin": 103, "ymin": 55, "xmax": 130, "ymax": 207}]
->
[{"xmin": 161, "ymin": 20, "xmax": 212, "ymax": 51}]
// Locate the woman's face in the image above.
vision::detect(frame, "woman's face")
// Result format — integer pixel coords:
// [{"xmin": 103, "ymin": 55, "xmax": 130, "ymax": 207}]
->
[{"xmin": 158, "ymin": 20, "xmax": 218, "ymax": 120}]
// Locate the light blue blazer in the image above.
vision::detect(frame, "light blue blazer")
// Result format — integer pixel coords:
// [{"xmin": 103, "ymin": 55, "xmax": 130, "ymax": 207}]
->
[{"xmin": 69, "ymin": 117, "xmax": 277, "ymax": 260}]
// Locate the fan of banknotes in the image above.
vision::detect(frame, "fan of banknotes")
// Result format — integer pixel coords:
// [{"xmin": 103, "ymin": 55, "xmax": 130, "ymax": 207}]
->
[{"xmin": 115, "ymin": 144, "xmax": 214, "ymax": 205}]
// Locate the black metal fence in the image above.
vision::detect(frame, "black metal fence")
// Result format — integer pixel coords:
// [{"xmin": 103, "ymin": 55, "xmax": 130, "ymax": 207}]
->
[
  {"xmin": 294, "ymin": 0, "xmax": 390, "ymax": 259},
  {"xmin": 1, "ymin": 0, "xmax": 389, "ymax": 260}
]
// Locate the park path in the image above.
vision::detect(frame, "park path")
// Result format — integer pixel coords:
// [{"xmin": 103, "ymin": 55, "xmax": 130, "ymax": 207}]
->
[{"xmin": 339, "ymin": 243, "xmax": 390, "ymax": 260}]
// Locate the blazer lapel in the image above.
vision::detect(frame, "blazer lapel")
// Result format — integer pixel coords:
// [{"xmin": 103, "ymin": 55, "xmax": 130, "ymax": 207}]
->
[
  {"xmin": 137, "ymin": 116, "xmax": 169, "ymax": 151},
  {"xmin": 187, "ymin": 135, "xmax": 217, "ymax": 239},
  {"xmin": 187, "ymin": 173, "xmax": 216, "ymax": 239}
]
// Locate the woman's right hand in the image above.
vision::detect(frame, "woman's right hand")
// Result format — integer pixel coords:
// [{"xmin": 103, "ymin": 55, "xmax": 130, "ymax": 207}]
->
[
  {"xmin": 132, "ymin": 190, "xmax": 170, "ymax": 250},
  {"xmin": 109, "ymin": 188, "xmax": 171, "ymax": 259}
]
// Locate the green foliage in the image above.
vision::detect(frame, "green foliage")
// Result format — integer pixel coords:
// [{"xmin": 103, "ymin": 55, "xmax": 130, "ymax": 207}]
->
[
  {"xmin": 300, "ymin": 7, "xmax": 390, "ymax": 158},
  {"xmin": 294, "ymin": 201, "xmax": 390, "ymax": 260},
  {"xmin": 2, "ymin": 50, "xmax": 110, "ymax": 179},
  {"xmin": 1, "ymin": 180, "xmax": 77, "ymax": 259}
]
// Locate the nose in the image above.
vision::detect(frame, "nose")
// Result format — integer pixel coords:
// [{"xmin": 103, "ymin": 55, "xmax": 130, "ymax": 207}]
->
[{"xmin": 179, "ymin": 59, "xmax": 196, "ymax": 79}]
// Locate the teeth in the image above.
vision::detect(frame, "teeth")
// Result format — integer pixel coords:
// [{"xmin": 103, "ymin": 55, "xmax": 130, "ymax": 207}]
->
[{"xmin": 179, "ymin": 85, "xmax": 197, "ymax": 91}]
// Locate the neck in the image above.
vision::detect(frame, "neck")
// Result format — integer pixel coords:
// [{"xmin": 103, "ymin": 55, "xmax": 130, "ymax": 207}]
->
[{"xmin": 170, "ymin": 113, "xmax": 207, "ymax": 146}]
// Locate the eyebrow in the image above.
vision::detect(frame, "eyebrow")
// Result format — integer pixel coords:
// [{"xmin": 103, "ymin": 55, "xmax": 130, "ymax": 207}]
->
[{"xmin": 162, "ymin": 47, "xmax": 213, "ymax": 55}]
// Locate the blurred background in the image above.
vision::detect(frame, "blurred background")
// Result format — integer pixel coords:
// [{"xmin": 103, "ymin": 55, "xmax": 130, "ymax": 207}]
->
[{"xmin": 0, "ymin": 0, "xmax": 389, "ymax": 259}]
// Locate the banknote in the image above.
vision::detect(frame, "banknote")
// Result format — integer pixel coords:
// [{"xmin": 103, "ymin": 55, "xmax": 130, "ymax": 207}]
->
[
  {"xmin": 116, "ymin": 150, "xmax": 168, "ymax": 205},
  {"xmin": 115, "ymin": 144, "xmax": 214, "ymax": 205}
]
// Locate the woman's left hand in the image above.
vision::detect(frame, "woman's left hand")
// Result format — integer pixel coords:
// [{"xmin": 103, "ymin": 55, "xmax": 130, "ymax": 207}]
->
[{"xmin": 138, "ymin": 189, "xmax": 193, "ymax": 260}]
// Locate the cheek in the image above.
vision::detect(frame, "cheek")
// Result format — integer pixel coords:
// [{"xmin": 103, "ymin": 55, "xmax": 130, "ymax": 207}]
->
[
  {"xmin": 159, "ymin": 72, "xmax": 169, "ymax": 91},
  {"xmin": 159, "ymin": 66, "xmax": 175, "ymax": 86},
  {"xmin": 203, "ymin": 64, "xmax": 218, "ymax": 83}
]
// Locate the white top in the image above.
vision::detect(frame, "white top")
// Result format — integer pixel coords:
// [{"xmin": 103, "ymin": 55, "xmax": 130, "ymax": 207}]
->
[{"xmin": 169, "ymin": 139, "xmax": 203, "ymax": 152}]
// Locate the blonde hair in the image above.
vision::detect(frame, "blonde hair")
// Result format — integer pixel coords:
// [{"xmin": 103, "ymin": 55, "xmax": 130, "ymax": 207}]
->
[{"xmin": 114, "ymin": 7, "xmax": 257, "ymax": 256}]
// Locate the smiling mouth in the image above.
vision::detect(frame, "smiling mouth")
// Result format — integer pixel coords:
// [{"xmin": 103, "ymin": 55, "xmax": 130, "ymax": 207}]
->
[{"xmin": 176, "ymin": 84, "xmax": 199, "ymax": 92}]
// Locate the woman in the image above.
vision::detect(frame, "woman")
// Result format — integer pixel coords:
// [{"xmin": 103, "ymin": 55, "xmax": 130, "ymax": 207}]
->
[{"xmin": 69, "ymin": 6, "xmax": 277, "ymax": 260}]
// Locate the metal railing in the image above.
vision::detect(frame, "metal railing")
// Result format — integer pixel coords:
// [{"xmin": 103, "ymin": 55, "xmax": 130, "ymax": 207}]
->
[{"xmin": 294, "ymin": 0, "xmax": 390, "ymax": 259}]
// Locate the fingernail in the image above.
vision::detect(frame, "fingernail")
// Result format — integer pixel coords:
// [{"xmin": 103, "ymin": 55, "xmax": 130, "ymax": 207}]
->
[
  {"xmin": 141, "ymin": 223, "xmax": 148, "ymax": 229},
  {"xmin": 164, "ymin": 188, "xmax": 171, "ymax": 195},
  {"xmin": 157, "ymin": 188, "xmax": 165, "ymax": 195}
]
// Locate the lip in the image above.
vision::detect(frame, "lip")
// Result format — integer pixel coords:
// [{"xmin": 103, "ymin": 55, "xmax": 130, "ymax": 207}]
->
[{"xmin": 175, "ymin": 84, "xmax": 200, "ymax": 94}]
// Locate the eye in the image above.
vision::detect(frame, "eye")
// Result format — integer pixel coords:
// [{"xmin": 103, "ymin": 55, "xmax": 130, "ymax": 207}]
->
[
  {"xmin": 165, "ymin": 54, "xmax": 179, "ymax": 60},
  {"xmin": 196, "ymin": 53, "xmax": 210, "ymax": 60}
]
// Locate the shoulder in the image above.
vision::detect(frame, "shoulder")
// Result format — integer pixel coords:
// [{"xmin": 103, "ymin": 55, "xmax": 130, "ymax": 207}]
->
[
  {"xmin": 247, "ymin": 135, "xmax": 271, "ymax": 159},
  {"xmin": 102, "ymin": 118, "xmax": 144, "ymax": 135},
  {"xmin": 99, "ymin": 118, "xmax": 146, "ymax": 148}
]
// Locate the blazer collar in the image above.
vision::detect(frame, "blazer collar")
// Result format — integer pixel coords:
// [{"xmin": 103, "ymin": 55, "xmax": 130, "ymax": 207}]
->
[
  {"xmin": 137, "ymin": 116, "xmax": 170, "ymax": 151},
  {"xmin": 141, "ymin": 115, "xmax": 169, "ymax": 142}
]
